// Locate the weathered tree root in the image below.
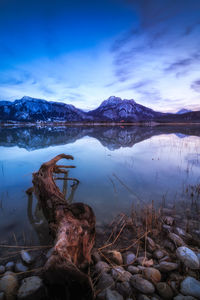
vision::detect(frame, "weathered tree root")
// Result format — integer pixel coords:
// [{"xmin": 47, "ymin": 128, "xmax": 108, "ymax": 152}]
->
[{"xmin": 31, "ymin": 154, "xmax": 96, "ymax": 300}]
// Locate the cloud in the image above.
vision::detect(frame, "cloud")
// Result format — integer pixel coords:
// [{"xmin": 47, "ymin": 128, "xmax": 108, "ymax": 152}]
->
[{"xmin": 191, "ymin": 80, "xmax": 200, "ymax": 93}]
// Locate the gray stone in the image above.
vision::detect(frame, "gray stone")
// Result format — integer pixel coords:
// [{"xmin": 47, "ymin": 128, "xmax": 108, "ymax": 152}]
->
[
  {"xmin": 157, "ymin": 261, "xmax": 178, "ymax": 272},
  {"xmin": 153, "ymin": 250, "xmax": 165, "ymax": 260},
  {"xmin": 97, "ymin": 273, "xmax": 115, "ymax": 291},
  {"xmin": 96, "ymin": 289, "xmax": 106, "ymax": 300},
  {"xmin": 162, "ymin": 216, "xmax": 174, "ymax": 226},
  {"xmin": 156, "ymin": 282, "xmax": 173, "ymax": 299},
  {"xmin": 130, "ymin": 275, "xmax": 155, "ymax": 294},
  {"xmin": 95, "ymin": 261, "xmax": 110, "ymax": 274},
  {"xmin": 174, "ymin": 294, "xmax": 197, "ymax": 300},
  {"xmin": 180, "ymin": 276, "xmax": 200, "ymax": 298},
  {"xmin": 123, "ymin": 252, "xmax": 136, "ymax": 265},
  {"xmin": 176, "ymin": 247, "xmax": 199, "ymax": 269},
  {"xmin": 0, "ymin": 272, "xmax": 18, "ymax": 300},
  {"xmin": 168, "ymin": 232, "xmax": 185, "ymax": 247},
  {"xmin": 147, "ymin": 237, "xmax": 156, "ymax": 252},
  {"xmin": 111, "ymin": 266, "xmax": 132, "ymax": 282},
  {"xmin": 163, "ymin": 240, "xmax": 175, "ymax": 252},
  {"xmin": 20, "ymin": 250, "xmax": 33, "ymax": 265},
  {"xmin": 0, "ymin": 266, "xmax": 5, "ymax": 275},
  {"xmin": 116, "ymin": 281, "xmax": 132, "ymax": 298},
  {"xmin": 14, "ymin": 262, "xmax": 28, "ymax": 273},
  {"xmin": 138, "ymin": 295, "xmax": 151, "ymax": 300},
  {"xmin": 5, "ymin": 262, "xmax": 14, "ymax": 271},
  {"xmin": 105, "ymin": 288, "xmax": 123, "ymax": 300},
  {"xmin": 127, "ymin": 265, "xmax": 140, "ymax": 274},
  {"xmin": 17, "ymin": 276, "xmax": 45, "ymax": 300}
]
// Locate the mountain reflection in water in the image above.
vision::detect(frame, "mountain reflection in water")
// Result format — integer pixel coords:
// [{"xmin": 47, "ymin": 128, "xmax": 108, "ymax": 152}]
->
[{"xmin": 0, "ymin": 125, "xmax": 200, "ymax": 246}]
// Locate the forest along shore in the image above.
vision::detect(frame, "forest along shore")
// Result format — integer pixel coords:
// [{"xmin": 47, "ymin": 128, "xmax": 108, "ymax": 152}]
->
[{"xmin": 0, "ymin": 202, "xmax": 200, "ymax": 300}]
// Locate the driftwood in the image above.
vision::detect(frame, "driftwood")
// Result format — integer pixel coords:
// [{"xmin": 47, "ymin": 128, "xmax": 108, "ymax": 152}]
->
[{"xmin": 31, "ymin": 154, "xmax": 96, "ymax": 300}]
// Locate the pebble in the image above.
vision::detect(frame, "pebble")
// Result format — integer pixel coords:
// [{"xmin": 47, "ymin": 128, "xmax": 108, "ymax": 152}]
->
[
  {"xmin": 127, "ymin": 265, "xmax": 140, "ymax": 274},
  {"xmin": 157, "ymin": 261, "xmax": 178, "ymax": 272},
  {"xmin": 147, "ymin": 237, "xmax": 156, "ymax": 252},
  {"xmin": 106, "ymin": 250, "xmax": 123, "ymax": 265},
  {"xmin": 111, "ymin": 266, "xmax": 132, "ymax": 282},
  {"xmin": 17, "ymin": 276, "xmax": 45, "ymax": 300},
  {"xmin": 168, "ymin": 232, "xmax": 185, "ymax": 247},
  {"xmin": 5, "ymin": 262, "xmax": 14, "ymax": 271},
  {"xmin": 174, "ymin": 294, "xmax": 197, "ymax": 300},
  {"xmin": 180, "ymin": 276, "xmax": 200, "ymax": 298},
  {"xmin": 105, "ymin": 288, "xmax": 123, "ymax": 300},
  {"xmin": 0, "ymin": 272, "xmax": 18, "ymax": 300},
  {"xmin": 143, "ymin": 268, "xmax": 161, "ymax": 284},
  {"xmin": 20, "ymin": 250, "xmax": 33, "ymax": 265},
  {"xmin": 153, "ymin": 250, "xmax": 165, "ymax": 260},
  {"xmin": 176, "ymin": 246, "xmax": 199, "ymax": 269},
  {"xmin": 14, "ymin": 262, "xmax": 28, "ymax": 273},
  {"xmin": 97, "ymin": 273, "xmax": 115, "ymax": 291},
  {"xmin": 156, "ymin": 282, "xmax": 173, "ymax": 299},
  {"xmin": 130, "ymin": 275, "xmax": 155, "ymax": 294},
  {"xmin": 138, "ymin": 295, "xmax": 151, "ymax": 300},
  {"xmin": 0, "ymin": 266, "xmax": 5, "ymax": 275},
  {"xmin": 163, "ymin": 240, "xmax": 175, "ymax": 251},
  {"xmin": 116, "ymin": 281, "xmax": 132, "ymax": 298},
  {"xmin": 162, "ymin": 216, "xmax": 174, "ymax": 226},
  {"xmin": 123, "ymin": 251, "xmax": 136, "ymax": 265},
  {"xmin": 95, "ymin": 261, "xmax": 110, "ymax": 274}
]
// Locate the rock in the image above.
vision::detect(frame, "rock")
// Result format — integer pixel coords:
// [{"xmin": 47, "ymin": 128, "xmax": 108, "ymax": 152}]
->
[
  {"xmin": 96, "ymin": 289, "xmax": 106, "ymax": 300},
  {"xmin": 168, "ymin": 272, "xmax": 184, "ymax": 282},
  {"xmin": 174, "ymin": 227, "xmax": 192, "ymax": 239},
  {"xmin": 0, "ymin": 292, "xmax": 4, "ymax": 300},
  {"xmin": 92, "ymin": 251, "xmax": 101, "ymax": 263},
  {"xmin": 156, "ymin": 282, "xmax": 173, "ymax": 299},
  {"xmin": 159, "ymin": 255, "xmax": 171, "ymax": 263},
  {"xmin": 123, "ymin": 252, "xmax": 136, "ymax": 265},
  {"xmin": 153, "ymin": 250, "xmax": 165, "ymax": 260},
  {"xmin": 5, "ymin": 262, "xmax": 14, "ymax": 271},
  {"xmin": 127, "ymin": 265, "xmax": 140, "ymax": 274},
  {"xmin": 95, "ymin": 261, "xmax": 110, "ymax": 274},
  {"xmin": 0, "ymin": 266, "xmax": 5, "ymax": 275},
  {"xmin": 162, "ymin": 216, "xmax": 174, "ymax": 226},
  {"xmin": 163, "ymin": 240, "xmax": 175, "ymax": 252},
  {"xmin": 111, "ymin": 266, "xmax": 132, "ymax": 282},
  {"xmin": 14, "ymin": 262, "xmax": 28, "ymax": 273},
  {"xmin": 176, "ymin": 247, "xmax": 199, "ymax": 269},
  {"xmin": 20, "ymin": 250, "xmax": 33, "ymax": 265},
  {"xmin": 97, "ymin": 273, "xmax": 115, "ymax": 291},
  {"xmin": 157, "ymin": 261, "xmax": 178, "ymax": 272},
  {"xmin": 162, "ymin": 208, "xmax": 174, "ymax": 215},
  {"xmin": 116, "ymin": 281, "xmax": 132, "ymax": 298},
  {"xmin": 105, "ymin": 288, "xmax": 123, "ymax": 300},
  {"xmin": 147, "ymin": 237, "xmax": 156, "ymax": 252},
  {"xmin": 174, "ymin": 294, "xmax": 197, "ymax": 299},
  {"xmin": 168, "ymin": 232, "xmax": 185, "ymax": 247},
  {"xmin": 138, "ymin": 295, "xmax": 151, "ymax": 300},
  {"xmin": 130, "ymin": 275, "xmax": 155, "ymax": 294},
  {"xmin": 106, "ymin": 250, "xmax": 123, "ymax": 265},
  {"xmin": 17, "ymin": 276, "xmax": 45, "ymax": 300},
  {"xmin": 163, "ymin": 224, "xmax": 172, "ymax": 233},
  {"xmin": 180, "ymin": 276, "xmax": 200, "ymax": 298},
  {"xmin": 0, "ymin": 272, "xmax": 18, "ymax": 300},
  {"xmin": 143, "ymin": 268, "xmax": 161, "ymax": 284}
]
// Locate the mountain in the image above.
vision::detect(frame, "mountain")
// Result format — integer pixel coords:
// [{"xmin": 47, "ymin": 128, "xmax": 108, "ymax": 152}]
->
[
  {"xmin": 0, "ymin": 95, "xmax": 199, "ymax": 123},
  {"xmin": 176, "ymin": 108, "xmax": 192, "ymax": 114},
  {"xmin": 0, "ymin": 96, "xmax": 89, "ymax": 122},
  {"xmin": 87, "ymin": 96, "xmax": 164, "ymax": 122}
]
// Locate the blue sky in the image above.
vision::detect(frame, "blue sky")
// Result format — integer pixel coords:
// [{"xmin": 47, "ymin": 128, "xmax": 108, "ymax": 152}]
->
[{"xmin": 0, "ymin": 0, "xmax": 200, "ymax": 112}]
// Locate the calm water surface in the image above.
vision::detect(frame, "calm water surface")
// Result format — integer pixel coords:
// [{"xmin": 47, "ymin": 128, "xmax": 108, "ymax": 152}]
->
[{"xmin": 0, "ymin": 125, "xmax": 200, "ymax": 245}]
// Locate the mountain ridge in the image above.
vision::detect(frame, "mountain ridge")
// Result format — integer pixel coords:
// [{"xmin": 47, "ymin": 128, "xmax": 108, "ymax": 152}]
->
[{"xmin": 0, "ymin": 96, "xmax": 199, "ymax": 123}]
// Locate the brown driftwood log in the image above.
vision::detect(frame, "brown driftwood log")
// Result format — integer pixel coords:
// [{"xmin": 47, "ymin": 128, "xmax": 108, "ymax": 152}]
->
[{"xmin": 32, "ymin": 154, "xmax": 96, "ymax": 300}]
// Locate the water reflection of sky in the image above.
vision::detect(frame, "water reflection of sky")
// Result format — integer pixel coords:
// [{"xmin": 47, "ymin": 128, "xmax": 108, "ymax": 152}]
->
[{"xmin": 0, "ymin": 128, "xmax": 200, "ymax": 245}]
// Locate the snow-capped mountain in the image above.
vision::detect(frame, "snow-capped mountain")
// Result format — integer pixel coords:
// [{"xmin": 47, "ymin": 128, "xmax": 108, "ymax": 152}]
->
[
  {"xmin": 87, "ymin": 96, "xmax": 164, "ymax": 122},
  {"xmin": 0, "ymin": 96, "xmax": 88, "ymax": 122},
  {"xmin": 0, "ymin": 95, "xmax": 199, "ymax": 123},
  {"xmin": 176, "ymin": 108, "xmax": 192, "ymax": 114}
]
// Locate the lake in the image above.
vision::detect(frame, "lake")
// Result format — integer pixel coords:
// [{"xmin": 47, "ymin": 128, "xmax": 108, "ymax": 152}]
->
[{"xmin": 0, "ymin": 125, "xmax": 200, "ymax": 246}]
